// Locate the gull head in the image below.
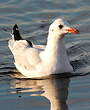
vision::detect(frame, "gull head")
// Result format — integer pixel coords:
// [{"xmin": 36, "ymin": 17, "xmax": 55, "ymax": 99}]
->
[{"xmin": 49, "ymin": 18, "xmax": 79, "ymax": 37}]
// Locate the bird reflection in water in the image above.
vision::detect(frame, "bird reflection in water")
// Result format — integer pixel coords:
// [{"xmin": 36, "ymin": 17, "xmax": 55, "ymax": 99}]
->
[{"xmin": 10, "ymin": 73, "xmax": 70, "ymax": 110}]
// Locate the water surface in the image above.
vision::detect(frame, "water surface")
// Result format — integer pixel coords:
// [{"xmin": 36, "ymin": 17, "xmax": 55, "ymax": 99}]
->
[{"xmin": 0, "ymin": 0, "xmax": 90, "ymax": 110}]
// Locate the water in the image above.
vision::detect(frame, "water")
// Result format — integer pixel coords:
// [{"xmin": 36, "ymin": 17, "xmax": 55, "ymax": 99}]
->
[{"xmin": 0, "ymin": 0, "xmax": 90, "ymax": 110}]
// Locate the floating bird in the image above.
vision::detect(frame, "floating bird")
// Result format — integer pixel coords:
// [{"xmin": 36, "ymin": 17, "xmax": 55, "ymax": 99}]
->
[{"xmin": 8, "ymin": 18, "xmax": 79, "ymax": 78}]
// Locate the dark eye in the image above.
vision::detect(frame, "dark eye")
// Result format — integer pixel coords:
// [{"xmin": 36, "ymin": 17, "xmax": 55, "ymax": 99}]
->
[{"xmin": 59, "ymin": 24, "xmax": 63, "ymax": 29}]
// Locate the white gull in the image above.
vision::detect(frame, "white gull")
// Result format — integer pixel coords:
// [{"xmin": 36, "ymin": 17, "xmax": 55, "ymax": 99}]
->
[{"xmin": 8, "ymin": 18, "xmax": 79, "ymax": 78}]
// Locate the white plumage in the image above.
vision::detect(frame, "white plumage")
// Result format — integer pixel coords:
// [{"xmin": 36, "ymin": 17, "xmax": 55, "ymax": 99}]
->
[{"xmin": 8, "ymin": 18, "xmax": 79, "ymax": 78}]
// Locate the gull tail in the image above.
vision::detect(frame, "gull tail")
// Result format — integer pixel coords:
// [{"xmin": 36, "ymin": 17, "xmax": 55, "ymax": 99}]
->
[
  {"xmin": 8, "ymin": 24, "xmax": 22, "ymax": 54},
  {"xmin": 13, "ymin": 24, "xmax": 33, "ymax": 47},
  {"xmin": 13, "ymin": 24, "xmax": 22, "ymax": 40},
  {"xmin": 8, "ymin": 24, "xmax": 33, "ymax": 54}
]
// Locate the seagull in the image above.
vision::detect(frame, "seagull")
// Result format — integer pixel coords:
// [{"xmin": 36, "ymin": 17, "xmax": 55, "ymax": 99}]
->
[{"xmin": 8, "ymin": 18, "xmax": 79, "ymax": 78}]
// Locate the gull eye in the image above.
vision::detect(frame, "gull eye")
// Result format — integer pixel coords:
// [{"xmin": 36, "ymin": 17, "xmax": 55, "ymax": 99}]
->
[{"xmin": 59, "ymin": 24, "xmax": 63, "ymax": 29}]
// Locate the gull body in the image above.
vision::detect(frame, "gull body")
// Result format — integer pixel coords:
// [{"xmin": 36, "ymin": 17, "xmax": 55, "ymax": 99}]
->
[{"xmin": 8, "ymin": 18, "xmax": 79, "ymax": 78}]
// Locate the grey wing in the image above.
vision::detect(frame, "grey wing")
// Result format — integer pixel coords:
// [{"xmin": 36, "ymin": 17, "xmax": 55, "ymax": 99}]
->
[{"xmin": 9, "ymin": 40, "xmax": 41, "ymax": 67}]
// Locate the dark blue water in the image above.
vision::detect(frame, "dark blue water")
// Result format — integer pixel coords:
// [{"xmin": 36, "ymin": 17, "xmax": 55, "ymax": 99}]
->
[{"xmin": 0, "ymin": 0, "xmax": 90, "ymax": 110}]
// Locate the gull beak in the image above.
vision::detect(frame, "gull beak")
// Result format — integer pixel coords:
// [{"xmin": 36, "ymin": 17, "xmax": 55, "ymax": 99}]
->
[{"xmin": 66, "ymin": 27, "xmax": 79, "ymax": 34}]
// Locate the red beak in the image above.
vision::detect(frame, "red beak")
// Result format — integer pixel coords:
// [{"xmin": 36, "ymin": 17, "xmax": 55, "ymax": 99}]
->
[{"xmin": 66, "ymin": 28, "xmax": 79, "ymax": 34}]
